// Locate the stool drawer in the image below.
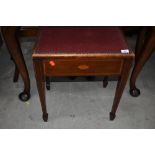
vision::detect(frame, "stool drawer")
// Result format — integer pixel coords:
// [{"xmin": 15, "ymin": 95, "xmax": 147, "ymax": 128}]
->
[{"xmin": 43, "ymin": 59, "xmax": 123, "ymax": 76}]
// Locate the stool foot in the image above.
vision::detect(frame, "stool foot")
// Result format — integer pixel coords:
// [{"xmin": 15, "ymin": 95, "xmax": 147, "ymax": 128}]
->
[
  {"xmin": 103, "ymin": 76, "xmax": 108, "ymax": 88},
  {"xmin": 130, "ymin": 87, "xmax": 140, "ymax": 97},
  {"xmin": 19, "ymin": 92, "xmax": 30, "ymax": 102},
  {"xmin": 43, "ymin": 113, "xmax": 48, "ymax": 122},
  {"xmin": 109, "ymin": 112, "xmax": 116, "ymax": 121}
]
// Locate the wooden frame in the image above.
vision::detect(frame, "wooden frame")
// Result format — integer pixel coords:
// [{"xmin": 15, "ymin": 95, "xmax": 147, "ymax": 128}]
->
[{"xmin": 33, "ymin": 52, "xmax": 134, "ymax": 122}]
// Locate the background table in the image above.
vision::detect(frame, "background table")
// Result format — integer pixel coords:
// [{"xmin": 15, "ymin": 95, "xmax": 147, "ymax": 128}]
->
[
  {"xmin": 130, "ymin": 27, "xmax": 155, "ymax": 97},
  {"xmin": 1, "ymin": 26, "xmax": 38, "ymax": 101}
]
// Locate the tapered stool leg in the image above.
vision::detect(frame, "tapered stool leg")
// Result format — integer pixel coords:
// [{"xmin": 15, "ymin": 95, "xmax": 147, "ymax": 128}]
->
[
  {"xmin": 110, "ymin": 60, "xmax": 132, "ymax": 120},
  {"xmin": 33, "ymin": 59, "xmax": 48, "ymax": 122}
]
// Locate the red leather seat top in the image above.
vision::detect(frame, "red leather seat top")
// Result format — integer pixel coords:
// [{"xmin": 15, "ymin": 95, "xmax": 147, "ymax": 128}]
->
[{"xmin": 35, "ymin": 27, "xmax": 128, "ymax": 53}]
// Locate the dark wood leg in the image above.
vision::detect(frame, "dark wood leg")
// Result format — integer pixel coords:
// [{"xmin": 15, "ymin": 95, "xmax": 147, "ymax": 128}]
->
[
  {"xmin": 33, "ymin": 59, "xmax": 48, "ymax": 122},
  {"xmin": 110, "ymin": 60, "xmax": 132, "ymax": 120},
  {"xmin": 13, "ymin": 65, "xmax": 19, "ymax": 82},
  {"xmin": 2, "ymin": 27, "xmax": 30, "ymax": 101},
  {"xmin": 46, "ymin": 76, "xmax": 51, "ymax": 90},
  {"xmin": 103, "ymin": 76, "xmax": 108, "ymax": 88},
  {"xmin": 130, "ymin": 28, "xmax": 155, "ymax": 97}
]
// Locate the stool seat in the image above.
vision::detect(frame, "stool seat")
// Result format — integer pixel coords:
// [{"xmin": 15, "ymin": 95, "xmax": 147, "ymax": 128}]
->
[{"xmin": 35, "ymin": 27, "xmax": 128, "ymax": 54}]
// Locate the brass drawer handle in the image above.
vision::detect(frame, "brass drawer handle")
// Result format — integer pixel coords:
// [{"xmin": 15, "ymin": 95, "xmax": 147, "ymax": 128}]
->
[{"xmin": 78, "ymin": 64, "xmax": 89, "ymax": 70}]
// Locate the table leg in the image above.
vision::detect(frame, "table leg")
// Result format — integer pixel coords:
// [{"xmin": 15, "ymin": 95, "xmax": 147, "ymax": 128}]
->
[
  {"xmin": 130, "ymin": 28, "xmax": 155, "ymax": 97},
  {"xmin": 33, "ymin": 59, "xmax": 48, "ymax": 122},
  {"xmin": 110, "ymin": 60, "xmax": 132, "ymax": 120},
  {"xmin": 1, "ymin": 27, "xmax": 30, "ymax": 101},
  {"xmin": 13, "ymin": 65, "xmax": 19, "ymax": 82}
]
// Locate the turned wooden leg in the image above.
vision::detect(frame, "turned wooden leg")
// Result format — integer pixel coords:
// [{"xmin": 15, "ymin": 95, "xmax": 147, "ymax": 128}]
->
[
  {"xmin": 130, "ymin": 28, "xmax": 155, "ymax": 97},
  {"xmin": 2, "ymin": 27, "xmax": 30, "ymax": 101},
  {"xmin": 46, "ymin": 76, "xmax": 51, "ymax": 90},
  {"xmin": 33, "ymin": 59, "xmax": 48, "ymax": 122},
  {"xmin": 110, "ymin": 60, "xmax": 132, "ymax": 120},
  {"xmin": 103, "ymin": 76, "xmax": 108, "ymax": 88}
]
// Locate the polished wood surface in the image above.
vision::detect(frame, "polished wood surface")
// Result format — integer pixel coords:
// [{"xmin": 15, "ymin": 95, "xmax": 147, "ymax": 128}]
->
[{"xmin": 44, "ymin": 58, "xmax": 123, "ymax": 76}]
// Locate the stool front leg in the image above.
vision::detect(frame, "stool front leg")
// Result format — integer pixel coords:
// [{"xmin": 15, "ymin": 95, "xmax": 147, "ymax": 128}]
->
[
  {"xmin": 33, "ymin": 59, "xmax": 48, "ymax": 122},
  {"xmin": 110, "ymin": 60, "xmax": 132, "ymax": 120}
]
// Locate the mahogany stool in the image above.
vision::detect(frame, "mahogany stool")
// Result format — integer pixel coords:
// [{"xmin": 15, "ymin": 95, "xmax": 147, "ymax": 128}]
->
[{"xmin": 32, "ymin": 27, "xmax": 134, "ymax": 122}]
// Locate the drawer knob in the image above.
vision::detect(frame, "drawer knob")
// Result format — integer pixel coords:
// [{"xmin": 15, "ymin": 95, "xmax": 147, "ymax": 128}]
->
[
  {"xmin": 78, "ymin": 64, "xmax": 89, "ymax": 70},
  {"xmin": 49, "ymin": 60, "xmax": 55, "ymax": 66}
]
